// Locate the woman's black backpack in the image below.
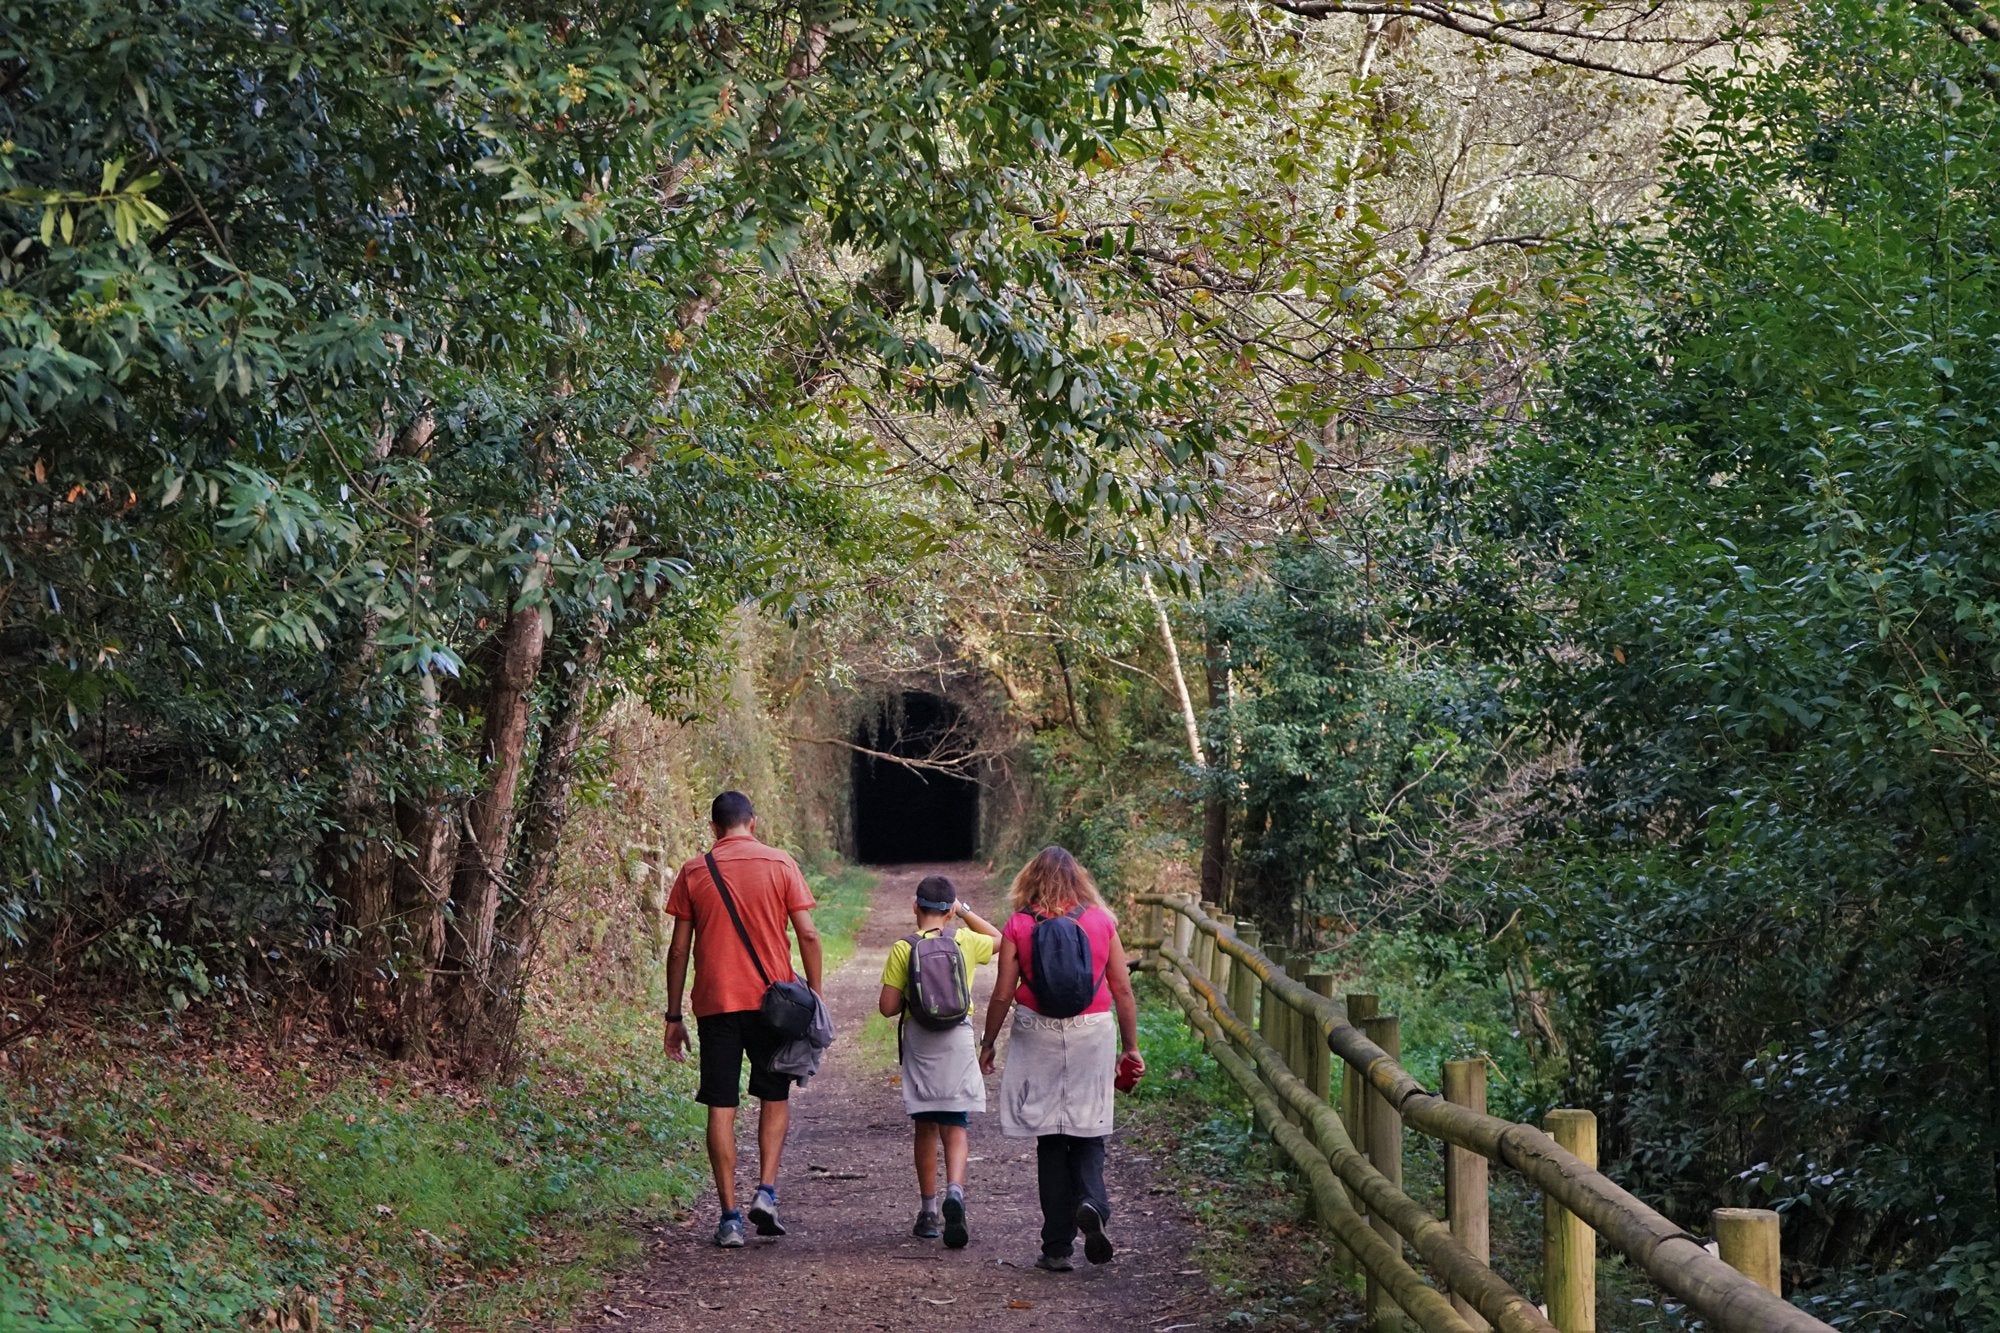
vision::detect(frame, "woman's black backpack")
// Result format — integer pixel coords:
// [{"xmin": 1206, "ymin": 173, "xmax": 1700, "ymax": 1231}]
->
[{"xmin": 1027, "ymin": 905, "xmax": 1097, "ymax": 1018}]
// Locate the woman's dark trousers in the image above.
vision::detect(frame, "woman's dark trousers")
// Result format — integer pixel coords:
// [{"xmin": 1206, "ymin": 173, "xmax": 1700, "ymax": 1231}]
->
[{"xmin": 1036, "ymin": 1133, "xmax": 1109, "ymax": 1257}]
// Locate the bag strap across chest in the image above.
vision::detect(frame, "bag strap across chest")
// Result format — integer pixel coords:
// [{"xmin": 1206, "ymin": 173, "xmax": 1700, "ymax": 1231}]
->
[{"xmin": 705, "ymin": 851, "xmax": 775, "ymax": 986}]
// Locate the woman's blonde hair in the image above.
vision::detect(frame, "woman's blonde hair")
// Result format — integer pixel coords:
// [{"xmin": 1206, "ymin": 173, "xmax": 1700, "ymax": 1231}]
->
[{"xmin": 1009, "ymin": 845, "xmax": 1108, "ymax": 917}]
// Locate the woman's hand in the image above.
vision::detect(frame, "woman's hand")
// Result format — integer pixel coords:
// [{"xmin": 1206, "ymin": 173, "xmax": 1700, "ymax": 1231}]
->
[{"xmin": 978, "ymin": 1038, "xmax": 998, "ymax": 1076}]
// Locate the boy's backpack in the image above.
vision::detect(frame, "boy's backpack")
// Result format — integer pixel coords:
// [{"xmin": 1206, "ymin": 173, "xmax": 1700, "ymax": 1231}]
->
[
  {"xmin": 903, "ymin": 928, "xmax": 972, "ymax": 1031},
  {"xmin": 1026, "ymin": 905, "xmax": 1097, "ymax": 1019}
]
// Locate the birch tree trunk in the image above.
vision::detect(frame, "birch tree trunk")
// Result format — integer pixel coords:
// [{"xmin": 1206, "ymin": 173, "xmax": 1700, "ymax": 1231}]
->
[{"xmin": 1143, "ymin": 572, "xmax": 1207, "ymax": 768}]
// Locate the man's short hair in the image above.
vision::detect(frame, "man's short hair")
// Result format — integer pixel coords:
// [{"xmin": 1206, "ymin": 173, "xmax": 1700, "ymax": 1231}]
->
[{"xmin": 711, "ymin": 790, "xmax": 755, "ymax": 828}]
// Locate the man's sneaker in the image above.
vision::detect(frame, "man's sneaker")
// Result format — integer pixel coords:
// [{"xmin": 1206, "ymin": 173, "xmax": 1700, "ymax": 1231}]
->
[
  {"xmin": 747, "ymin": 1186, "xmax": 786, "ymax": 1237},
  {"xmin": 1076, "ymin": 1200, "xmax": 1113, "ymax": 1264},
  {"xmin": 1035, "ymin": 1252, "xmax": 1074, "ymax": 1272},
  {"xmin": 912, "ymin": 1208, "xmax": 942, "ymax": 1239},
  {"xmin": 941, "ymin": 1193, "xmax": 969, "ymax": 1250},
  {"xmin": 714, "ymin": 1214, "xmax": 747, "ymax": 1248}
]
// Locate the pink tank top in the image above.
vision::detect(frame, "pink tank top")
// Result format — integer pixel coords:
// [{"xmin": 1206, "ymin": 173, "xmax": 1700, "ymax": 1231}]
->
[{"xmin": 1004, "ymin": 904, "xmax": 1119, "ymax": 1016}]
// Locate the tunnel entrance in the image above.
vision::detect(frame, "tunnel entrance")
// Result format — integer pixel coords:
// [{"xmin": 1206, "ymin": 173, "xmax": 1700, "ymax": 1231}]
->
[{"xmin": 852, "ymin": 692, "xmax": 981, "ymax": 864}]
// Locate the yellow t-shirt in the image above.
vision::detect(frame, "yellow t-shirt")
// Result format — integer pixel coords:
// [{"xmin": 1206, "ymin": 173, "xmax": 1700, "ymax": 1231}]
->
[{"xmin": 881, "ymin": 927, "xmax": 997, "ymax": 1012}]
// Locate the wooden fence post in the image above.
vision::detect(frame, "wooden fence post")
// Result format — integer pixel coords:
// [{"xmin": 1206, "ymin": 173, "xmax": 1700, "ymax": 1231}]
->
[
  {"xmin": 1230, "ymin": 923, "xmax": 1261, "ymax": 1028},
  {"xmin": 1263, "ymin": 944, "xmax": 1294, "ymax": 1123},
  {"xmin": 1143, "ymin": 898, "xmax": 1163, "ymax": 957},
  {"xmin": 1362, "ymin": 1014, "xmax": 1405, "ymax": 1331},
  {"xmin": 1444, "ymin": 1059, "xmax": 1491, "ymax": 1332},
  {"xmin": 1713, "ymin": 1208, "xmax": 1781, "ymax": 1296},
  {"xmin": 1214, "ymin": 912, "xmax": 1236, "ymax": 999},
  {"xmin": 1340, "ymin": 992, "xmax": 1379, "ymax": 1217},
  {"xmin": 1258, "ymin": 944, "xmax": 1286, "ymax": 1052},
  {"xmin": 1305, "ymin": 973, "xmax": 1334, "ymax": 1106},
  {"xmin": 1543, "ymin": 1109, "xmax": 1598, "ymax": 1333},
  {"xmin": 1172, "ymin": 895, "xmax": 1195, "ymax": 969}
]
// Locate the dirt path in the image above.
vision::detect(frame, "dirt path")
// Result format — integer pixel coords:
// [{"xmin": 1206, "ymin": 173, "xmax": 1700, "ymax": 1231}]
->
[{"xmin": 557, "ymin": 862, "xmax": 1214, "ymax": 1333}]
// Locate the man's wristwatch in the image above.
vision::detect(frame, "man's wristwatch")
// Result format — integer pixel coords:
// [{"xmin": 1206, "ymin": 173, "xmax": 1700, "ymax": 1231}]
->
[{"xmin": 665, "ymin": 1012, "xmax": 683, "ymax": 1024}]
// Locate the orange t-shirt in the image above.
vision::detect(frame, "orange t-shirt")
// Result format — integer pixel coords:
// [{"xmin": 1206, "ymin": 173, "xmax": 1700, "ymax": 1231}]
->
[{"xmin": 666, "ymin": 834, "xmax": 817, "ymax": 1019}]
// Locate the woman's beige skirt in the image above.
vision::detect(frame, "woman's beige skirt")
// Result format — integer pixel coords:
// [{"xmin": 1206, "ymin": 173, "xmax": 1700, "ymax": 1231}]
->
[{"xmin": 998, "ymin": 1009, "xmax": 1115, "ymax": 1139}]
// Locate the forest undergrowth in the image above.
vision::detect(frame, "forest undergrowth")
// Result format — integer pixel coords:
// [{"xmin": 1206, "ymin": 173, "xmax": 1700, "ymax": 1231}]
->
[{"xmin": 0, "ymin": 867, "xmax": 876, "ymax": 1332}]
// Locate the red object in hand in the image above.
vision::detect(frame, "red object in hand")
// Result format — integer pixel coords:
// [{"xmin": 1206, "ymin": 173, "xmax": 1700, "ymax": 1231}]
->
[{"xmin": 1115, "ymin": 1051, "xmax": 1146, "ymax": 1093}]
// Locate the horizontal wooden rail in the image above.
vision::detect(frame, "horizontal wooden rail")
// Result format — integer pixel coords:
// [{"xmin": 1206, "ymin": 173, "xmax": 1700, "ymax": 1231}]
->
[
  {"xmin": 1161, "ymin": 942, "xmax": 1553, "ymax": 1333},
  {"xmin": 1151, "ymin": 961, "xmax": 1479, "ymax": 1333},
  {"xmin": 1134, "ymin": 894, "xmax": 1838, "ymax": 1333}
]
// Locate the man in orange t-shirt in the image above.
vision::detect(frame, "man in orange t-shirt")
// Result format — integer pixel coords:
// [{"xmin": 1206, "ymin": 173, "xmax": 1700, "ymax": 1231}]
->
[{"xmin": 663, "ymin": 791, "xmax": 822, "ymax": 1248}]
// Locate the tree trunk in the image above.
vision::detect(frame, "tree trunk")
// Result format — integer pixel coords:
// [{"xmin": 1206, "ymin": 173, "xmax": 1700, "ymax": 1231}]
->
[
  {"xmin": 441, "ymin": 584, "xmax": 548, "ymax": 1037},
  {"xmin": 1143, "ymin": 572, "xmax": 1207, "ymax": 768},
  {"xmin": 390, "ymin": 670, "xmax": 461, "ymax": 1059},
  {"xmin": 471, "ymin": 630, "xmax": 604, "ymax": 1073},
  {"xmin": 320, "ymin": 410, "xmax": 434, "ymax": 1042},
  {"xmin": 1200, "ymin": 628, "xmax": 1232, "ymax": 907}
]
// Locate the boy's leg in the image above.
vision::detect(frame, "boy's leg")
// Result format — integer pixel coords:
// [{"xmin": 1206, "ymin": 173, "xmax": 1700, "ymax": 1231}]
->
[
  {"xmin": 941, "ymin": 1124, "xmax": 970, "ymax": 1189},
  {"xmin": 913, "ymin": 1120, "xmax": 941, "ymax": 1195}
]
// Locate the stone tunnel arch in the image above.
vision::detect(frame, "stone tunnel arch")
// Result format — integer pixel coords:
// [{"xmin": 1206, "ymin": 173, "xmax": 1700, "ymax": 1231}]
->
[{"xmin": 851, "ymin": 691, "xmax": 981, "ymax": 864}]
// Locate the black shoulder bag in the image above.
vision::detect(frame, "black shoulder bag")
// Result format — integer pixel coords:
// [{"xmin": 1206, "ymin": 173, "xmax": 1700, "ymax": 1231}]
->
[{"xmin": 705, "ymin": 852, "xmax": 816, "ymax": 1041}]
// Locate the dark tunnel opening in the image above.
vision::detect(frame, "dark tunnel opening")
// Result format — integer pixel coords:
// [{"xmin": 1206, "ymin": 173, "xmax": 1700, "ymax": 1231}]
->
[{"xmin": 852, "ymin": 692, "xmax": 980, "ymax": 864}]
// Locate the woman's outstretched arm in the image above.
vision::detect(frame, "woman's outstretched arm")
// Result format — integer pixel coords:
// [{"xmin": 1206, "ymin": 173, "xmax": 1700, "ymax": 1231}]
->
[{"xmin": 979, "ymin": 934, "xmax": 1020, "ymax": 1073}]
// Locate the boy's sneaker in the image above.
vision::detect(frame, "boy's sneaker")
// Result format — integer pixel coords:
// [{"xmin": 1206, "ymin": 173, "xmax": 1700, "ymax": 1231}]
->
[
  {"xmin": 912, "ymin": 1209, "xmax": 942, "ymax": 1239},
  {"xmin": 941, "ymin": 1193, "xmax": 969, "ymax": 1250},
  {"xmin": 748, "ymin": 1186, "xmax": 786, "ymax": 1237},
  {"xmin": 714, "ymin": 1214, "xmax": 747, "ymax": 1248},
  {"xmin": 1076, "ymin": 1200, "xmax": 1113, "ymax": 1264},
  {"xmin": 1035, "ymin": 1252, "xmax": 1074, "ymax": 1272}
]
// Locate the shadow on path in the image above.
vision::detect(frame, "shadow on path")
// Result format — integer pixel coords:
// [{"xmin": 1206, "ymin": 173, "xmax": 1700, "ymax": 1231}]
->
[{"xmin": 551, "ymin": 862, "xmax": 1214, "ymax": 1332}]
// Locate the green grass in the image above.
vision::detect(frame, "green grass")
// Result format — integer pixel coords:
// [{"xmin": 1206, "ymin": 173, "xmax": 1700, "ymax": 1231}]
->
[
  {"xmin": 0, "ymin": 861, "xmax": 882, "ymax": 1332},
  {"xmin": 0, "ymin": 1002, "xmax": 705, "ymax": 1331},
  {"xmin": 803, "ymin": 862, "xmax": 877, "ymax": 974}
]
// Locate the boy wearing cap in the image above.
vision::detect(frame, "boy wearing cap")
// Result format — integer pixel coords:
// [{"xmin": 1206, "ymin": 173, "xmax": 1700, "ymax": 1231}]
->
[{"xmin": 878, "ymin": 874, "xmax": 1001, "ymax": 1248}]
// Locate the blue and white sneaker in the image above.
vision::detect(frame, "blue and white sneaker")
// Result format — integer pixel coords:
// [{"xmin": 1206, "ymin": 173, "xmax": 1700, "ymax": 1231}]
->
[{"xmin": 748, "ymin": 1185, "xmax": 786, "ymax": 1237}]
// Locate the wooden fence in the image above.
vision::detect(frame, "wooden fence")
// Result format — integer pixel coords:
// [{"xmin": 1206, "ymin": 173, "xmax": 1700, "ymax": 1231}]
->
[{"xmin": 1132, "ymin": 893, "xmax": 1834, "ymax": 1333}]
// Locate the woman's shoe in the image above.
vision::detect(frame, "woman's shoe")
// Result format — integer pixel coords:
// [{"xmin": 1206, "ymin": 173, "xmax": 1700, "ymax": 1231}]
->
[
  {"xmin": 1076, "ymin": 1201, "xmax": 1113, "ymax": 1264},
  {"xmin": 1035, "ymin": 1252, "xmax": 1075, "ymax": 1272},
  {"xmin": 912, "ymin": 1209, "xmax": 942, "ymax": 1239}
]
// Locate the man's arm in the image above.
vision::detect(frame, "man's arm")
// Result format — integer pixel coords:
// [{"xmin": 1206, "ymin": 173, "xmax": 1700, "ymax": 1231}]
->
[
  {"xmin": 790, "ymin": 907, "xmax": 823, "ymax": 993},
  {"xmin": 663, "ymin": 916, "xmax": 694, "ymax": 1059}
]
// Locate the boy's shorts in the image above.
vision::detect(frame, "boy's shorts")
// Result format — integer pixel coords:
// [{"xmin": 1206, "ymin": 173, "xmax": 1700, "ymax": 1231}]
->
[
  {"xmin": 696, "ymin": 1010, "xmax": 792, "ymax": 1107},
  {"xmin": 912, "ymin": 1110, "xmax": 970, "ymax": 1127}
]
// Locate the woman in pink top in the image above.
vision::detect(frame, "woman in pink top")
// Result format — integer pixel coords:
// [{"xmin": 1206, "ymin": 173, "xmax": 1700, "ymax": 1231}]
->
[{"xmin": 978, "ymin": 847, "xmax": 1144, "ymax": 1270}]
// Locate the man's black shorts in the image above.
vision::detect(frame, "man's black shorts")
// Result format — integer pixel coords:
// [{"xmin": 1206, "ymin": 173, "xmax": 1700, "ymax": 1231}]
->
[{"xmin": 696, "ymin": 1010, "xmax": 792, "ymax": 1107}]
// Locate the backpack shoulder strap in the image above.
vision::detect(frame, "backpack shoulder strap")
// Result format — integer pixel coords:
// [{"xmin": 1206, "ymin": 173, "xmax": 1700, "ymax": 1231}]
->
[{"xmin": 705, "ymin": 851, "xmax": 773, "ymax": 989}]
